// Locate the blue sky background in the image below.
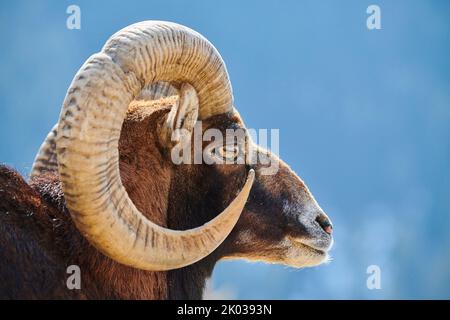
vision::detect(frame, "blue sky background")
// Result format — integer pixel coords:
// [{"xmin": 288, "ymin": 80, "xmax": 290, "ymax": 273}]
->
[{"xmin": 1, "ymin": 0, "xmax": 449, "ymax": 299}]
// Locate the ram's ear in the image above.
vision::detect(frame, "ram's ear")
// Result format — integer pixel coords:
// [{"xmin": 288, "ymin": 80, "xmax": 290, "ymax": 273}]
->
[{"xmin": 158, "ymin": 83, "xmax": 199, "ymax": 149}]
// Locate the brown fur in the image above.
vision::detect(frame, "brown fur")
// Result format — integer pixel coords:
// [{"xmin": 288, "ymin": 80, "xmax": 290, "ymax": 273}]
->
[{"xmin": 0, "ymin": 99, "xmax": 330, "ymax": 299}]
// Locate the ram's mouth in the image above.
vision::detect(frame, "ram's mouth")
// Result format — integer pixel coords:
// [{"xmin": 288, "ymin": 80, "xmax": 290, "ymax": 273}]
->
[
  {"xmin": 289, "ymin": 237, "xmax": 327, "ymax": 254},
  {"xmin": 285, "ymin": 236, "xmax": 332, "ymax": 267}
]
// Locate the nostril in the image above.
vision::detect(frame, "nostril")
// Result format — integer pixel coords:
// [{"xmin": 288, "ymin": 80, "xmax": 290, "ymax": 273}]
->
[
  {"xmin": 323, "ymin": 225, "xmax": 333, "ymax": 235},
  {"xmin": 315, "ymin": 214, "xmax": 333, "ymax": 235}
]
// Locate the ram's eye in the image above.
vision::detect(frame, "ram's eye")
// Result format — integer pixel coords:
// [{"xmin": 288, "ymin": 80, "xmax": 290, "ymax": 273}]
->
[{"xmin": 218, "ymin": 145, "xmax": 240, "ymax": 160}]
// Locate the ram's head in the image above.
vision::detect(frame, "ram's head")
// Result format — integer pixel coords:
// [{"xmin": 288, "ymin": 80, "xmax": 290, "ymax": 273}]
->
[{"xmin": 31, "ymin": 21, "xmax": 333, "ymax": 271}]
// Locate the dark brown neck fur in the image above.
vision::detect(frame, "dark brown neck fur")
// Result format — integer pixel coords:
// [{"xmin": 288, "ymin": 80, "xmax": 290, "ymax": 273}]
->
[
  {"xmin": 26, "ymin": 102, "xmax": 224, "ymax": 299},
  {"xmin": 0, "ymin": 100, "xmax": 247, "ymax": 299}
]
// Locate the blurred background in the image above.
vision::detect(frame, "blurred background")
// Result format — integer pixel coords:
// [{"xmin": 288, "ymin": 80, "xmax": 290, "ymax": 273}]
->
[{"xmin": 1, "ymin": 0, "xmax": 449, "ymax": 299}]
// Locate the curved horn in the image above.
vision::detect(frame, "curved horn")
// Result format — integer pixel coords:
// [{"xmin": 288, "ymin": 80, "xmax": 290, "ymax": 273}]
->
[
  {"xmin": 29, "ymin": 82, "xmax": 178, "ymax": 180},
  {"xmin": 138, "ymin": 81, "xmax": 179, "ymax": 101},
  {"xmin": 30, "ymin": 124, "xmax": 59, "ymax": 179},
  {"xmin": 56, "ymin": 21, "xmax": 251, "ymax": 271}
]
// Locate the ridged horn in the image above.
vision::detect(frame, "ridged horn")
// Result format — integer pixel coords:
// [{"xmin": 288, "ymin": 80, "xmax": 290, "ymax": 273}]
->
[
  {"xmin": 29, "ymin": 82, "xmax": 178, "ymax": 180},
  {"xmin": 30, "ymin": 124, "xmax": 59, "ymax": 179},
  {"xmin": 56, "ymin": 21, "xmax": 252, "ymax": 271}
]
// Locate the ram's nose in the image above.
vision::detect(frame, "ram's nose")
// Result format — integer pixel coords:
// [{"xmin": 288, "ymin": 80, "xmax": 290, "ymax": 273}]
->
[{"xmin": 316, "ymin": 213, "xmax": 333, "ymax": 235}]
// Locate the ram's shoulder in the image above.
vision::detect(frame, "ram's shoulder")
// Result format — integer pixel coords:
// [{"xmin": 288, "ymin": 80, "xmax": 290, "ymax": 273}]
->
[
  {"xmin": 0, "ymin": 164, "xmax": 71, "ymax": 229},
  {"xmin": 0, "ymin": 165, "xmax": 42, "ymax": 218},
  {"xmin": 0, "ymin": 165, "xmax": 73, "ymax": 298}
]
